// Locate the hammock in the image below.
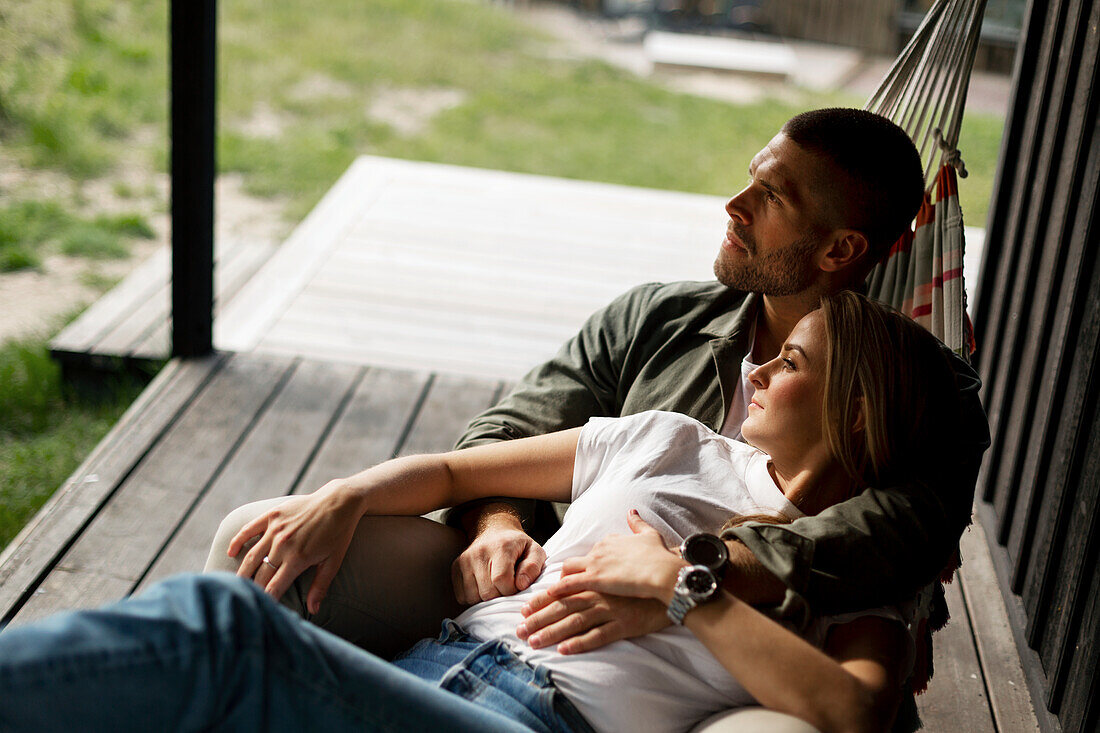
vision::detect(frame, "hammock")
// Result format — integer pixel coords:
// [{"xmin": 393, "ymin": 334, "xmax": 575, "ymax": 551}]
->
[
  {"xmin": 863, "ymin": 0, "xmax": 987, "ymax": 359},
  {"xmin": 859, "ymin": 0, "xmax": 989, "ymax": 704}
]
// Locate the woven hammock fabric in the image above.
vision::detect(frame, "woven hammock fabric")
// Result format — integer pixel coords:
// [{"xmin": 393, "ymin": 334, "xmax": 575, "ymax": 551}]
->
[
  {"xmin": 866, "ymin": 163, "xmax": 975, "ymax": 357},
  {"xmin": 863, "ymin": 0, "xmax": 986, "ymax": 361}
]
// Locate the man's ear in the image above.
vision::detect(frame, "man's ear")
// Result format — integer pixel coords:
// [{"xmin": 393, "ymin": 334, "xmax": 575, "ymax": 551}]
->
[{"xmin": 818, "ymin": 230, "xmax": 870, "ymax": 273}]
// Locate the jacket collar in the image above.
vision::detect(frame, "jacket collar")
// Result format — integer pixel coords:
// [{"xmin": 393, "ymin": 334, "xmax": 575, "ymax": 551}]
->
[{"xmin": 702, "ymin": 290, "xmax": 760, "ymax": 341}]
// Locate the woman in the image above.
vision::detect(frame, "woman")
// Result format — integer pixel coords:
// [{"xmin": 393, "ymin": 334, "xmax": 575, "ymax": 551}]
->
[{"xmin": 0, "ymin": 292, "xmax": 958, "ymax": 733}]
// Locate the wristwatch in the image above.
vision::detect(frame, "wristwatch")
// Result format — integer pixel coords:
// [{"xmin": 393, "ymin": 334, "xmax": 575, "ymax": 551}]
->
[
  {"xmin": 680, "ymin": 533, "xmax": 729, "ymax": 580},
  {"xmin": 667, "ymin": 565, "xmax": 721, "ymax": 625}
]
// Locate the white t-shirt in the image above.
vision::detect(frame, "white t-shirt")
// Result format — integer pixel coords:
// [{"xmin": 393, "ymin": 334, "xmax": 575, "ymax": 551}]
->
[
  {"xmin": 719, "ymin": 356, "xmax": 760, "ymax": 440},
  {"xmin": 718, "ymin": 314, "xmax": 758, "ymax": 440},
  {"xmin": 456, "ymin": 410, "xmax": 907, "ymax": 733}
]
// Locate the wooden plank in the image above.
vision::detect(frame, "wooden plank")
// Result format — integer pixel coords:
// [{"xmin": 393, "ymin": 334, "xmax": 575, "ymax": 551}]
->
[
  {"xmin": 257, "ymin": 320, "xmax": 557, "ymax": 383},
  {"xmin": 973, "ymin": 0, "xmax": 1062, "ymax": 508},
  {"xmin": 985, "ymin": 0, "xmax": 1073, "ymax": 546},
  {"xmin": 398, "ymin": 374, "xmax": 501, "ymax": 456},
  {"xmin": 1059, "ymin": 550, "xmax": 1099, "ymax": 733},
  {"xmin": 1020, "ymin": 0, "xmax": 1100, "ymax": 648},
  {"xmin": 915, "ymin": 579, "xmax": 996, "ymax": 733},
  {"xmin": 1035, "ymin": 367, "xmax": 1100, "ymax": 715},
  {"xmin": 958, "ymin": 520, "xmax": 1041, "ymax": 732},
  {"xmin": 318, "ymin": 244, "xmax": 691, "ymax": 303},
  {"xmin": 49, "ymin": 247, "xmax": 169, "ymax": 355},
  {"xmin": 0, "ymin": 354, "xmax": 223, "ymax": 623},
  {"xmin": 137, "ymin": 359, "xmax": 362, "ymax": 588},
  {"xmin": 348, "ymin": 192, "xmax": 723, "ymax": 257},
  {"xmin": 344, "ymin": 207, "xmax": 720, "ymax": 261},
  {"xmin": 10, "ymin": 353, "xmax": 295, "ymax": 622},
  {"xmin": 291, "ymin": 367, "xmax": 433, "ymax": 495},
  {"xmin": 214, "ymin": 157, "xmax": 385, "ymax": 352},
  {"xmin": 93, "ymin": 280, "xmax": 172, "ymax": 356},
  {"xmin": 94, "ymin": 238, "xmax": 270, "ymax": 359},
  {"xmin": 10, "ymin": 567, "xmax": 134, "ymax": 626},
  {"xmin": 303, "ymin": 270, "xmax": 609, "ymax": 329},
  {"xmin": 272, "ymin": 292, "xmax": 580, "ymax": 349},
  {"xmin": 105, "ymin": 243, "xmax": 251, "ymax": 357},
  {"xmin": 132, "ymin": 239, "xmax": 277, "ymax": 360},
  {"xmin": 1004, "ymin": 0, "xmax": 1097, "ymax": 585}
]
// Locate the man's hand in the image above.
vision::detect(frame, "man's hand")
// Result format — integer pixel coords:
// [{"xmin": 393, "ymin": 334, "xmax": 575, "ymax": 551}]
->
[
  {"xmin": 451, "ymin": 508, "xmax": 547, "ymax": 604},
  {"xmin": 517, "ymin": 590, "xmax": 668, "ymax": 654}
]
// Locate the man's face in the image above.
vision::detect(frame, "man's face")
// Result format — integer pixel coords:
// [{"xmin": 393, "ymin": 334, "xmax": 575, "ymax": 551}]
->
[{"xmin": 714, "ymin": 133, "xmax": 843, "ymax": 295}]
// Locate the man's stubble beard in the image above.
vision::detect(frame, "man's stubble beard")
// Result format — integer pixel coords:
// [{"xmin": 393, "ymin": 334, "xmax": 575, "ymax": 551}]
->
[{"xmin": 713, "ymin": 225, "xmax": 823, "ymax": 297}]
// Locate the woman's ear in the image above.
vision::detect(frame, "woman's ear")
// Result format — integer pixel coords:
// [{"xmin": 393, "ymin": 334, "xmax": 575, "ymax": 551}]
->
[{"xmin": 851, "ymin": 397, "xmax": 866, "ymax": 434}]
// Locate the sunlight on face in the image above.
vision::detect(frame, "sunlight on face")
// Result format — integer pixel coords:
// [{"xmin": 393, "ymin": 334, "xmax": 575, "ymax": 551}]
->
[{"xmin": 740, "ymin": 310, "xmax": 828, "ymax": 464}]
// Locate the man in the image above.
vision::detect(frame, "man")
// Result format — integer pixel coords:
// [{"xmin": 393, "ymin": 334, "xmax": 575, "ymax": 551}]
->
[{"xmin": 207, "ymin": 108, "xmax": 988, "ymax": 725}]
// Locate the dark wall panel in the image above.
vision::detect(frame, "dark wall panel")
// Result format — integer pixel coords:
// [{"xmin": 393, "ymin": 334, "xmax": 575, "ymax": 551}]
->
[{"xmin": 973, "ymin": 0, "xmax": 1100, "ymax": 729}]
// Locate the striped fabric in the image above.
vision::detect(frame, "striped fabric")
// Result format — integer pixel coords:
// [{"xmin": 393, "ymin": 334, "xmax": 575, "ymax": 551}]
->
[{"xmin": 865, "ymin": 163, "xmax": 976, "ymax": 359}]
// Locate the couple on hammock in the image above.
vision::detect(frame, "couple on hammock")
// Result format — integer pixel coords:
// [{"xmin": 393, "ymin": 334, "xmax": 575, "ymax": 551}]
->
[{"xmin": 0, "ymin": 109, "xmax": 989, "ymax": 733}]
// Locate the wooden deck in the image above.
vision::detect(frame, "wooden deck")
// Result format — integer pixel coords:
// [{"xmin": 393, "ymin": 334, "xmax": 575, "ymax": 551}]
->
[
  {"xmin": 21, "ymin": 157, "xmax": 1034, "ymax": 730},
  {"xmin": 0, "ymin": 352, "xmax": 507, "ymax": 623}
]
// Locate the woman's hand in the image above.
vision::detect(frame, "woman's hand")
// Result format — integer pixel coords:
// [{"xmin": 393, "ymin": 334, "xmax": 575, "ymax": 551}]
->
[
  {"xmin": 548, "ymin": 510, "xmax": 685, "ymax": 603},
  {"xmin": 518, "ymin": 590, "xmax": 668, "ymax": 654},
  {"xmin": 227, "ymin": 480, "xmax": 363, "ymax": 614}
]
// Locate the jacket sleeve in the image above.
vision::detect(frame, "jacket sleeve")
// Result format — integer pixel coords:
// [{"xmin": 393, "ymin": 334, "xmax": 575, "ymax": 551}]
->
[
  {"xmin": 726, "ymin": 349, "xmax": 990, "ymax": 629},
  {"xmin": 443, "ymin": 284, "xmax": 658, "ymax": 531}
]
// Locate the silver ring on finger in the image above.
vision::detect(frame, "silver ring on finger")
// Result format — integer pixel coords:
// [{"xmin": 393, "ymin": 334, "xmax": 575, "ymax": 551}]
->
[{"xmin": 262, "ymin": 555, "xmax": 279, "ymax": 571}]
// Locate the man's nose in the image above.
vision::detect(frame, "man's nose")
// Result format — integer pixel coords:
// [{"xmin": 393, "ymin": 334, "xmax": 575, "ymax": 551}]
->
[{"xmin": 725, "ymin": 187, "xmax": 751, "ymax": 225}]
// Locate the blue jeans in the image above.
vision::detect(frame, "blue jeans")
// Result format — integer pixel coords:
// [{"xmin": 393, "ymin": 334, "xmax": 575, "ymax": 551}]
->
[{"xmin": 0, "ymin": 573, "xmax": 594, "ymax": 733}]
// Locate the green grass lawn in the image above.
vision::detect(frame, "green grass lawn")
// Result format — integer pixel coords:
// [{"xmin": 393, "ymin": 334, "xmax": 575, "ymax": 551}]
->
[
  {"xmin": 0, "ymin": 339, "xmax": 149, "ymax": 548},
  {"xmin": 0, "ymin": 0, "xmax": 1007, "ymax": 551}
]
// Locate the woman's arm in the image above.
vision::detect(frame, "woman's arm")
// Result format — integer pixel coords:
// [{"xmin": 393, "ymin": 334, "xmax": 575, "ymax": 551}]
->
[
  {"xmin": 541, "ymin": 513, "xmax": 906, "ymax": 733},
  {"xmin": 684, "ymin": 598, "xmax": 906, "ymax": 733},
  {"xmin": 227, "ymin": 428, "xmax": 581, "ymax": 609}
]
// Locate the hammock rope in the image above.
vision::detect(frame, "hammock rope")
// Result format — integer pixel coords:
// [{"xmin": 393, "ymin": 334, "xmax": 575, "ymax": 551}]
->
[
  {"xmin": 863, "ymin": 0, "xmax": 986, "ymax": 359},
  {"xmin": 866, "ymin": 0, "xmax": 989, "ymax": 184}
]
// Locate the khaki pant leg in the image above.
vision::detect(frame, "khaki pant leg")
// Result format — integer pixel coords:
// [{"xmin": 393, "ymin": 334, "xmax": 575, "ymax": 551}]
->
[
  {"xmin": 692, "ymin": 708, "xmax": 823, "ymax": 733},
  {"xmin": 205, "ymin": 498, "xmax": 467, "ymax": 659}
]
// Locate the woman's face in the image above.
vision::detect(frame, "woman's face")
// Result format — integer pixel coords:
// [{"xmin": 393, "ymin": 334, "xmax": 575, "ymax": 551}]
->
[{"xmin": 741, "ymin": 310, "xmax": 828, "ymax": 463}]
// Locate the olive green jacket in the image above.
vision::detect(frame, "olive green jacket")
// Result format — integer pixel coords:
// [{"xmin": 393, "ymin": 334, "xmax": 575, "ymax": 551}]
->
[{"xmin": 454, "ymin": 281, "xmax": 990, "ymax": 628}]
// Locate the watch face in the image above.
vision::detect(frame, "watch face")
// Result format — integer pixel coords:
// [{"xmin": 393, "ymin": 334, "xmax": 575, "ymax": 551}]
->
[
  {"xmin": 684, "ymin": 567, "xmax": 718, "ymax": 598},
  {"xmin": 683, "ymin": 533, "xmax": 728, "ymax": 572}
]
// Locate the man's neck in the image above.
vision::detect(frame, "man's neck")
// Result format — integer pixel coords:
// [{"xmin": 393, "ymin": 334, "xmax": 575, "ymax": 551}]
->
[{"xmin": 751, "ymin": 292, "xmax": 821, "ymax": 363}]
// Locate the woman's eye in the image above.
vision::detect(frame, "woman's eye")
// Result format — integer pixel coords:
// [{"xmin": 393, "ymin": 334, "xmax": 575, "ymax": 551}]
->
[{"xmin": 782, "ymin": 357, "xmax": 795, "ymax": 370}]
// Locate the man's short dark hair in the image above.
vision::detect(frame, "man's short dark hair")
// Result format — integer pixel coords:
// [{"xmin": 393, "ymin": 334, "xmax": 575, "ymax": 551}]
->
[{"xmin": 781, "ymin": 108, "xmax": 925, "ymax": 265}]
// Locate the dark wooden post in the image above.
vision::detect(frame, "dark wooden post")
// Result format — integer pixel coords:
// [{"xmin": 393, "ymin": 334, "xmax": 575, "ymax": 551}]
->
[{"xmin": 169, "ymin": 0, "xmax": 216, "ymax": 357}]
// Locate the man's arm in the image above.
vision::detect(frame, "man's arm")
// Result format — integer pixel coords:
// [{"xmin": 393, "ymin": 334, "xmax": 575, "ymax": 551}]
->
[{"xmin": 446, "ymin": 285, "xmax": 660, "ymax": 602}]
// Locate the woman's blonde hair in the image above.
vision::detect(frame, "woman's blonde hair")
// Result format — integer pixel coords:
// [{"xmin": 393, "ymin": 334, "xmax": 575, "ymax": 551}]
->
[{"xmin": 819, "ymin": 290, "xmax": 960, "ymax": 492}]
